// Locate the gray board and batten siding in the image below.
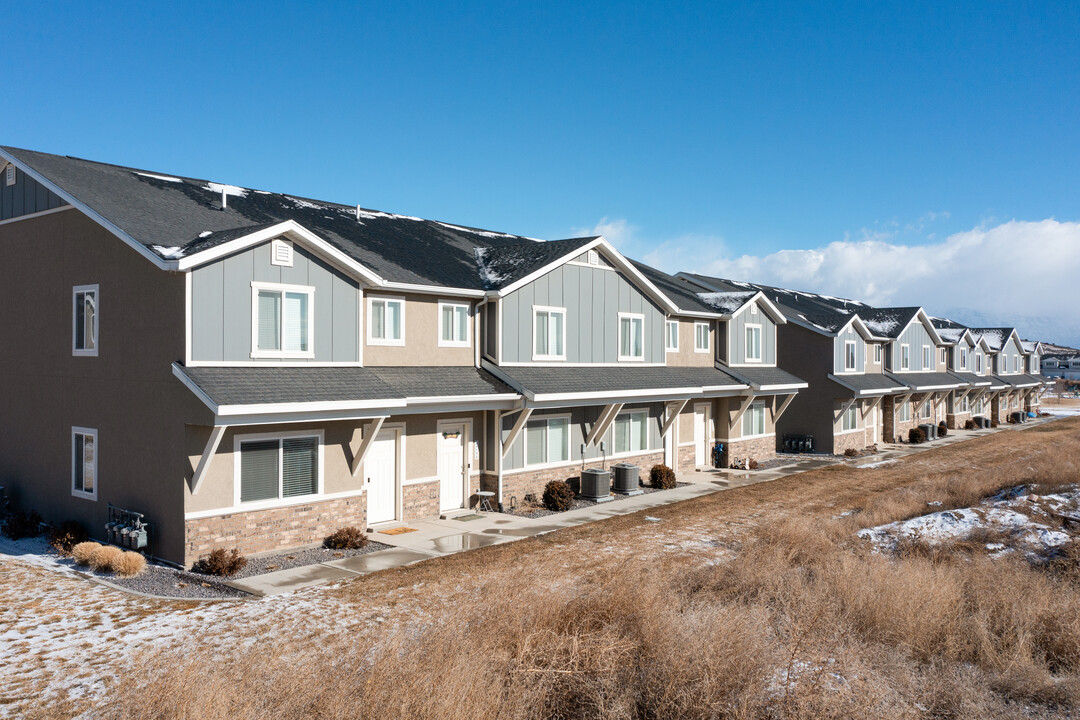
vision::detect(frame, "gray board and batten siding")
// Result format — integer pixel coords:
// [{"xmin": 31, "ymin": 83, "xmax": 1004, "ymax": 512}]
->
[
  {"xmin": 727, "ymin": 301, "xmax": 777, "ymax": 365},
  {"xmin": 833, "ymin": 325, "xmax": 866, "ymax": 374},
  {"xmin": 0, "ymin": 166, "xmax": 67, "ymax": 221},
  {"xmin": 500, "ymin": 405, "xmax": 664, "ymax": 472},
  {"xmin": 190, "ymin": 240, "xmax": 361, "ymax": 363},
  {"xmin": 500, "ymin": 261, "xmax": 665, "ymax": 364},
  {"xmin": 889, "ymin": 320, "xmax": 935, "ymax": 372}
]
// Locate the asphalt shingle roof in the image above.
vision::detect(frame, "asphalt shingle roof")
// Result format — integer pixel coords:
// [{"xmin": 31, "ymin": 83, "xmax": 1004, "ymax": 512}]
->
[
  {"xmin": 857, "ymin": 308, "xmax": 921, "ymax": 339},
  {"xmin": 493, "ymin": 366, "xmax": 747, "ymax": 398},
  {"xmin": 720, "ymin": 365, "xmax": 807, "ymax": 389},
  {"xmin": 475, "ymin": 237, "xmax": 598, "ymax": 290},
  {"xmin": 828, "ymin": 373, "xmax": 908, "ymax": 395},
  {"xmin": 949, "ymin": 372, "xmax": 991, "ymax": 386},
  {"xmin": 884, "ymin": 371, "xmax": 963, "ymax": 391}
]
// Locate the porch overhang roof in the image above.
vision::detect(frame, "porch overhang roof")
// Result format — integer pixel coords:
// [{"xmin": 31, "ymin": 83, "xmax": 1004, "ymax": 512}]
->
[
  {"xmin": 719, "ymin": 364, "xmax": 808, "ymax": 393},
  {"xmin": 949, "ymin": 371, "xmax": 991, "ymax": 387},
  {"xmin": 827, "ymin": 373, "xmax": 908, "ymax": 397},
  {"xmin": 884, "ymin": 371, "xmax": 964, "ymax": 392}
]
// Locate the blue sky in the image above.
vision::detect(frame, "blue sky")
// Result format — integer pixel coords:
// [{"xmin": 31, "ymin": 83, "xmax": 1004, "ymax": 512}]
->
[{"xmin": 4, "ymin": 1, "xmax": 1080, "ymax": 343}]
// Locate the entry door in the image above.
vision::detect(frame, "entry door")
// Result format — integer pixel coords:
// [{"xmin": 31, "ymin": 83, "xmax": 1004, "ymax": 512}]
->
[
  {"xmin": 694, "ymin": 406, "xmax": 707, "ymax": 466},
  {"xmin": 366, "ymin": 430, "xmax": 398, "ymax": 524},
  {"xmin": 438, "ymin": 423, "xmax": 467, "ymax": 512}
]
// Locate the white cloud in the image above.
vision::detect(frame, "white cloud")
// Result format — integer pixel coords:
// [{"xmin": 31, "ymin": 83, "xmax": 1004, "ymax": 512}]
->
[
  {"xmin": 571, "ymin": 217, "xmax": 636, "ymax": 248},
  {"xmin": 574, "ymin": 216, "xmax": 1080, "ymax": 348}
]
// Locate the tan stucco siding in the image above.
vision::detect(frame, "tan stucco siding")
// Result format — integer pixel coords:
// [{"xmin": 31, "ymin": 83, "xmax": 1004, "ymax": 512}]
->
[
  {"xmin": 665, "ymin": 318, "xmax": 715, "ymax": 367},
  {"xmin": 363, "ymin": 293, "xmax": 476, "ymax": 366}
]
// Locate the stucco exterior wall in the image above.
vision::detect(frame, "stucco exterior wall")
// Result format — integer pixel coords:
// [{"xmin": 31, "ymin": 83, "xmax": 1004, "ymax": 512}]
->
[
  {"xmin": 664, "ymin": 318, "xmax": 716, "ymax": 367},
  {"xmin": 363, "ymin": 293, "xmax": 476, "ymax": 366}
]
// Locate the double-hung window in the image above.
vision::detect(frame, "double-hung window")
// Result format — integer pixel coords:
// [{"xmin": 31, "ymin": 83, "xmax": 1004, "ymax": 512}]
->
[
  {"xmin": 619, "ymin": 313, "xmax": 644, "ymax": 361},
  {"xmin": 73, "ymin": 285, "xmax": 98, "ymax": 356},
  {"xmin": 1013, "ymin": 355, "xmax": 1019, "ymax": 374},
  {"xmin": 922, "ymin": 346, "xmax": 932, "ymax": 370},
  {"xmin": 742, "ymin": 401, "xmax": 766, "ymax": 436},
  {"xmin": 746, "ymin": 325, "xmax": 762, "ymax": 362},
  {"xmin": 900, "ymin": 344, "xmax": 910, "ymax": 370},
  {"xmin": 525, "ymin": 417, "xmax": 569, "ymax": 466},
  {"xmin": 940, "ymin": 348, "xmax": 947, "ymax": 365},
  {"xmin": 842, "ymin": 404, "xmax": 857, "ymax": 431},
  {"xmin": 72, "ymin": 427, "xmax": 97, "ymax": 500},
  {"xmin": 253, "ymin": 283, "xmax": 313, "ymax": 358},
  {"xmin": 614, "ymin": 411, "xmax": 648, "ymax": 454},
  {"xmin": 874, "ymin": 344, "xmax": 882, "ymax": 364},
  {"xmin": 438, "ymin": 301, "xmax": 470, "ymax": 347},
  {"xmin": 975, "ymin": 354, "xmax": 983, "ymax": 374},
  {"xmin": 959, "ymin": 393, "xmax": 970, "ymax": 413},
  {"xmin": 368, "ymin": 296, "xmax": 404, "ymax": 345},
  {"xmin": 665, "ymin": 320, "xmax": 679, "ymax": 352},
  {"xmin": 844, "ymin": 340, "xmax": 856, "ymax": 371},
  {"xmin": 533, "ymin": 306, "xmax": 566, "ymax": 360},
  {"xmin": 1001, "ymin": 355, "xmax": 1008, "ymax": 373},
  {"xmin": 960, "ymin": 348, "xmax": 968, "ymax": 370},
  {"xmin": 897, "ymin": 400, "xmax": 910, "ymax": 421},
  {"xmin": 921, "ymin": 400, "xmax": 932, "ymax": 419},
  {"xmin": 694, "ymin": 322, "xmax": 710, "ymax": 353},
  {"xmin": 238, "ymin": 433, "xmax": 320, "ymax": 504}
]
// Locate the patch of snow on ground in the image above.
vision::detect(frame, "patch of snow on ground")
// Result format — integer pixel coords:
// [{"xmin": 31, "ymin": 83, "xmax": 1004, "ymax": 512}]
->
[{"xmin": 1043, "ymin": 406, "xmax": 1080, "ymax": 417}]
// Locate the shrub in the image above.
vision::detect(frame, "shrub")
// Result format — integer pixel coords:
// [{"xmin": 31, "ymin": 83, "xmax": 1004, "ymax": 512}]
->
[
  {"xmin": 71, "ymin": 541, "xmax": 102, "ymax": 565},
  {"xmin": 542, "ymin": 480, "xmax": 574, "ymax": 512},
  {"xmin": 649, "ymin": 464, "xmax": 677, "ymax": 489},
  {"xmin": 192, "ymin": 548, "xmax": 247, "ymax": 576},
  {"xmin": 908, "ymin": 427, "xmax": 926, "ymax": 444},
  {"xmin": 748, "ymin": 459, "xmax": 760, "ymax": 470},
  {"xmin": 938, "ymin": 421, "xmax": 948, "ymax": 437},
  {"xmin": 114, "ymin": 551, "xmax": 147, "ymax": 578},
  {"xmin": 1, "ymin": 510, "xmax": 42, "ymax": 540},
  {"xmin": 324, "ymin": 526, "xmax": 369, "ymax": 550},
  {"xmin": 47, "ymin": 520, "xmax": 88, "ymax": 554},
  {"xmin": 964, "ymin": 419, "xmax": 977, "ymax": 430},
  {"xmin": 89, "ymin": 545, "xmax": 124, "ymax": 572},
  {"xmin": 844, "ymin": 448, "xmax": 859, "ymax": 457}
]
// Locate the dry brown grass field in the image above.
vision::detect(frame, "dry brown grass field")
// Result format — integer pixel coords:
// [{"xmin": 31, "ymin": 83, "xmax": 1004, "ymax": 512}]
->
[{"xmin": 11, "ymin": 418, "xmax": 1080, "ymax": 719}]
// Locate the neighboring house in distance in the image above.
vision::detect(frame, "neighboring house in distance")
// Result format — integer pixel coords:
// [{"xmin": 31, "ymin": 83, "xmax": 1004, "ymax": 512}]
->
[{"xmin": 0, "ymin": 147, "xmax": 810, "ymax": 567}]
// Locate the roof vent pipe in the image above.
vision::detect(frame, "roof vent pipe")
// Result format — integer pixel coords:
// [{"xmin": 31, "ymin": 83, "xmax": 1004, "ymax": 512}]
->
[
  {"xmin": 356, "ymin": 205, "xmax": 361, "ymax": 220},
  {"xmin": 221, "ymin": 187, "xmax": 227, "ymax": 210}
]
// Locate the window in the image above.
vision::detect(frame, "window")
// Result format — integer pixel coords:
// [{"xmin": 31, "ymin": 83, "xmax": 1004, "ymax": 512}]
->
[
  {"xmin": 976, "ymin": 354, "xmax": 983, "ymax": 374},
  {"xmin": 1001, "ymin": 355, "xmax": 1008, "ymax": 373},
  {"xmin": 72, "ymin": 285, "xmax": 98, "ymax": 356},
  {"xmin": 1013, "ymin": 355, "xmax": 1019, "ymax": 374},
  {"xmin": 665, "ymin": 320, "xmax": 679, "ymax": 352},
  {"xmin": 874, "ymin": 344, "xmax": 882, "ymax": 364},
  {"xmin": 897, "ymin": 400, "xmax": 910, "ymax": 422},
  {"xmin": 253, "ymin": 283, "xmax": 313, "ymax": 357},
  {"xmin": 4, "ymin": 164, "xmax": 14, "ymax": 186},
  {"xmin": 618, "ymin": 313, "xmax": 645, "ymax": 361},
  {"xmin": 533, "ymin": 306, "xmax": 566, "ymax": 360},
  {"xmin": 842, "ymin": 404, "xmax": 857, "ymax": 431},
  {"xmin": 694, "ymin": 322, "xmax": 710, "ymax": 353},
  {"xmin": 239, "ymin": 434, "xmax": 320, "ymax": 504},
  {"xmin": 742, "ymin": 401, "xmax": 766, "ymax": 436},
  {"xmin": 746, "ymin": 325, "xmax": 762, "ymax": 362},
  {"xmin": 901, "ymin": 344, "xmax": 910, "ymax": 370},
  {"xmin": 960, "ymin": 348, "xmax": 968, "ymax": 370},
  {"xmin": 438, "ymin": 301, "xmax": 470, "ymax": 347},
  {"xmin": 270, "ymin": 238, "xmax": 293, "ymax": 267},
  {"xmin": 922, "ymin": 346, "xmax": 932, "ymax": 370},
  {"xmin": 921, "ymin": 400, "xmax": 932, "ymax": 419},
  {"xmin": 844, "ymin": 340, "xmax": 856, "ymax": 371},
  {"xmin": 368, "ymin": 296, "xmax": 404, "ymax": 346},
  {"xmin": 959, "ymin": 394, "xmax": 970, "ymax": 413},
  {"xmin": 940, "ymin": 348, "xmax": 947, "ymax": 365},
  {"xmin": 525, "ymin": 417, "xmax": 569, "ymax": 466},
  {"xmin": 72, "ymin": 427, "xmax": 97, "ymax": 500},
  {"xmin": 614, "ymin": 411, "xmax": 648, "ymax": 454}
]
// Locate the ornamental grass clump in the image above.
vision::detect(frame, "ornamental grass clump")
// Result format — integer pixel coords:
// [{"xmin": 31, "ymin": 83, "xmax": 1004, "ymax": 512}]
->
[
  {"xmin": 89, "ymin": 545, "xmax": 124, "ymax": 572},
  {"xmin": 649, "ymin": 464, "xmax": 677, "ymax": 489},
  {"xmin": 114, "ymin": 551, "xmax": 147, "ymax": 578},
  {"xmin": 324, "ymin": 526, "xmax": 369, "ymax": 550},
  {"xmin": 542, "ymin": 480, "xmax": 574, "ymax": 512},
  {"xmin": 71, "ymin": 541, "xmax": 102, "ymax": 566}
]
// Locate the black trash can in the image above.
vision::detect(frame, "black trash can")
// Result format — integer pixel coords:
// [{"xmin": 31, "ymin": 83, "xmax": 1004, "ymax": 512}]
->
[
  {"xmin": 580, "ymin": 468, "xmax": 611, "ymax": 500},
  {"xmin": 612, "ymin": 463, "xmax": 640, "ymax": 494}
]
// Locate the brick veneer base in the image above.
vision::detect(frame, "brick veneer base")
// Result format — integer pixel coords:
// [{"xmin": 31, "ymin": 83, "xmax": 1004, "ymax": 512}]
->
[
  {"xmin": 725, "ymin": 436, "xmax": 776, "ymax": 466},
  {"xmin": 501, "ymin": 451, "xmax": 666, "ymax": 504},
  {"xmin": 184, "ymin": 495, "xmax": 366, "ymax": 567},
  {"xmin": 403, "ymin": 481, "xmax": 439, "ymax": 521},
  {"xmin": 946, "ymin": 412, "xmax": 972, "ymax": 430},
  {"xmin": 677, "ymin": 445, "xmax": 696, "ymax": 473},
  {"xmin": 833, "ymin": 430, "xmax": 873, "ymax": 455}
]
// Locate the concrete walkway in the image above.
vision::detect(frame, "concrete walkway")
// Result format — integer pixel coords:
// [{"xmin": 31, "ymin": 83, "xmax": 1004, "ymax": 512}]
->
[{"xmin": 226, "ymin": 419, "xmax": 1053, "ymax": 596}]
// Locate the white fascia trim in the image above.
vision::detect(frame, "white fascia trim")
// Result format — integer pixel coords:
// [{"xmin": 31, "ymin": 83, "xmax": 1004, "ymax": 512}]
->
[
  {"xmin": 0, "ymin": 149, "xmax": 175, "ymax": 271},
  {"xmin": 385, "ymin": 282, "xmax": 485, "ymax": 298},
  {"xmin": 753, "ymin": 383, "xmax": 809, "ymax": 392},
  {"xmin": 173, "ymin": 363, "xmax": 220, "ymax": 414},
  {"xmin": 0, "ymin": 204, "xmax": 75, "ymax": 227},
  {"xmin": 826, "ymin": 373, "xmax": 907, "ymax": 396},
  {"xmin": 216, "ymin": 398, "xmax": 405, "ymax": 417},
  {"xmin": 729, "ymin": 292, "xmax": 787, "ymax": 325},
  {"xmin": 529, "ymin": 386, "xmax": 706, "ymax": 403},
  {"xmin": 184, "ymin": 360, "xmax": 365, "ymax": 368},
  {"xmin": 905, "ymin": 384, "xmax": 962, "ymax": 392},
  {"xmin": 499, "ymin": 361, "xmax": 668, "ymax": 368},
  {"xmin": 841, "ymin": 314, "xmax": 876, "ymax": 341},
  {"xmin": 914, "ymin": 308, "xmax": 944, "ymax": 345}
]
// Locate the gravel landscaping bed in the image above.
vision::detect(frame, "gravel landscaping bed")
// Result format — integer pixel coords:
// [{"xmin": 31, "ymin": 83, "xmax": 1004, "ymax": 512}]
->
[
  {"xmin": 186, "ymin": 540, "xmax": 394, "ymax": 581},
  {"xmin": 506, "ymin": 483, "xmax": 691, "ymax": 519},
  {"xmin": 94, "ymin": 564, "xmax": 251, "ymax": 599}
]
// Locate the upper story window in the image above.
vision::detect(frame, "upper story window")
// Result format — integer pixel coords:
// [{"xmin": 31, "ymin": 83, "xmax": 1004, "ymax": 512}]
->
[
  {"xmin": 665, "ymin": 320, "xmax": 679, "ymax": 352},
  {"xmin": 742, "ymin": 401, "xmax": 766, "ymax": 436},
  {"xmin": 525, "ymin": 416, "xmax": 569, "ymax": 466},
  {"xmin": 238, "ymin": 432, "xmax": 321, "ymax": 504},
  {"xmin": 922, "ymin": 345, "xmax": 932, "ymax": 370},
  {"xmin": 960, "ymin": 348, "xmax": 968, "ymax": 370},
  {"xmin": 72, "ymin": 427, "xmax": 97, "ymax": 500},
  {"xmin": 618, "ymin": 313, "xmax": 644, "ymax": 361},
  {"xmin": 873, "ymin": 344, "xmax": 882, "ymax": 364},
  {"xmin": 694, "ymin": 322, "xmax": 710, "ymax": 353},
  {"xmin": 1013, "ymin": 354, "xmax": 1018, "ymax": 373},
  {"xmin": 1001, "ymin": 355, "xmax": 1008, "ymax": 373},
  {"xmin": 253, "ymin": 282, "xmax": 313, "ymax": 358},
  {"xmin": 844, "ymin": 340, "xmax": 856, "ymax": 371},
  {"xmin": 745, "ymin": 325, "xmax": 762, "ymax": 362},
  {"xmin": 368, "ymin": 296, "xmax": 404, "ymax": 346},
  {"xmin": 533, "ymin": 306, "xmax": 566, "ymax": 360},
  {"xmin": 841, "ymin": 404, "xmax": 857, "ymax": 431},
  {"xmin": 900, "ymin": 344, "xmax": 910, "ymax": 370},
  {"xmin": 940, "ymin": 348, "xmax": 947, "ymax": 365},
  {"xmin": 438, "ymin": 301, "xmax": 470, "ymax": 348},
  {"xmin": 614, "ymin": 410, "xmax": 648, "ymax": 454},
  {"xmin": 72, "ymin": 285, "xmax": 98, "ymax": 357},
  {"xmin": 976, "ymin": 353, "xmax": 983, "ymax": 374}
]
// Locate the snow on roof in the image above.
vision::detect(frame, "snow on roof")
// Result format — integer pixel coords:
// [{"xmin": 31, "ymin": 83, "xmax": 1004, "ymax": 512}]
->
[
  {"xmin": 474, "ymin": 247, "xmax": 509, "ymax": 289},
  {"xmin": 134, "ymin": 171, "xmax": 182, "ymax": 183},
  {"xmin": 204, "ymin": 182, "xmax": 248, "ymax": 198},
  {"xmin": 936, "ymin": 327, "xmax": 967, "ymax": 344},
  {"xmin": 969, "ymin": 328, "xmax": 1011, "ymax": 351},
  {"xmin": 151, "ymin": 245, "xmax": 186, "ymax": 259},
  {"xmin": 862, "ymin": 317, "xmax": 900, "ymax": 336},
  {"xmin": 696, "ymin": 291, "xmax": 757, "ymax": 314}
]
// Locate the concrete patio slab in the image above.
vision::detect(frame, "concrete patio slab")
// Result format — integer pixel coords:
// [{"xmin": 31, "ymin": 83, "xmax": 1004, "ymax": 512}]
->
[
  {"xmin": 325, "ymin": 547, "xmax": 438, "ymax": 574},
  {"xmin": 225, "ymin": 563, "xmax": 361, "ymax": 597}
]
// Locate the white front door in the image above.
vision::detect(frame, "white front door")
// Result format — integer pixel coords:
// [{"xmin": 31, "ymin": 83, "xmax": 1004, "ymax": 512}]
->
[
  {"xmin": 366, "ymin": 430, "xmax": 397, "ymax": 524},
  {"xmin": 694, "ymin": 407, "xmax": 707, "ymax": 466},
  {"xmin": 438, "ymin": 423, "xmax": 467, "ymax": 513}
]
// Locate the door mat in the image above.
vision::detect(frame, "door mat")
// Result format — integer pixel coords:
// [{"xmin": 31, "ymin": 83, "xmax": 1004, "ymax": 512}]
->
[
  {"xmin": 451, "ymin": 514, "xmax": 484, "ymax": 522},
  {"xmin": 380, "ymin": 527, "xmax": 418, "ymax": 535}
]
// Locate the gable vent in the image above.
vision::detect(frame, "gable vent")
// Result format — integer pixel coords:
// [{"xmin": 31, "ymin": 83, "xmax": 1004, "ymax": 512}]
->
[
  {"xmin": 587, "ymin": 249, "xmax": 599, "ymax": 266},
  {"xmin": 271, "ymin": 238, "xmax": 294, "ymax": 267},
  {"xmin": 4, "ymin": 165, "xmax": 13, "ymax": 187}
]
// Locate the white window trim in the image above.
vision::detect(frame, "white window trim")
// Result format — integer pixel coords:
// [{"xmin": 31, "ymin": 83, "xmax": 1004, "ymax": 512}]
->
[
  {"xmin": 72, "ymin": 284, "xmax": 99, "ymax": 357},
  {"xmin": 366, "ymin": 294, "xmax": 406, "ymax": 347},
  {"xmin": 940, "ymin": 348, "xmax": 947, "ymax": 365},
  {"xmin": 840, "ymin": 404, "xmax": 859, "ymax": 432},
  {"xmin": 233, "ymin": 429, "xmax": 325, "ymax": 511},
  {"xmin": 437, "ymin": 299, "xmax": 471, "ymax": 348},
  {"xmin": 694, "ymin": 322, "xmax": 711, "ymax": 354},
  {"xmin": 741, "ymin": 401, "xmax": 767, "ymax": 438},
  {"xmin": 618, "ymin": 312, "xmax": 646, "ymax": 362},
  {"xmin": 71, "ymin": 426, "xmax": 98, "ymax": 500},
  {"xmin": 522, "ymin": 414, "xmax": 572, "ymax": 468},
  {"xmin": 612, "ymin": 410, "xmax": 650, "ymax": 456},
  {"xmin": 843, "ymin": 340, "xmax": 857, "ymax": 372},
  {"xmin": 665, "ymin": 320, "xmax": 679, "ymax": 352},
  {"xmin": 873, "ymin": 344, "xmax": 882, "ymax": 364},
  {"xmin": 251, "ymin": 281, "xmax": 316, "ymax": 359},
  {"xmin": 960, "ymin": 348, "xmax": 968, "ymax": 370},
  {"xmin": 900, "ymin": 344, "xmax": 910, "ymax": 370},
  {"xmin": 897, "ymin": 400, "xmax": 910, "ymax": 422},
  {"xmin": 745, "ymin": 324, "xmax": 763, "ymax": 363},
  {"xmin": 922, "ymin": 345, "xmax": 932, "ymax": 370},
  {"xmin": 532, "ymin": 305, "xmax": 567, "ymax": 361}
]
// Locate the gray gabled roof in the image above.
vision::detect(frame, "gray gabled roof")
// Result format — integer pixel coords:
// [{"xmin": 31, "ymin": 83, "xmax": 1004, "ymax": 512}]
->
[
  {"xmin": 475, "ymin": 237, "xmax": 598, "ymax": 290},
  {"xmin": 857, "ymin": 307, "xmax": 921, "ymax": 339}
]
